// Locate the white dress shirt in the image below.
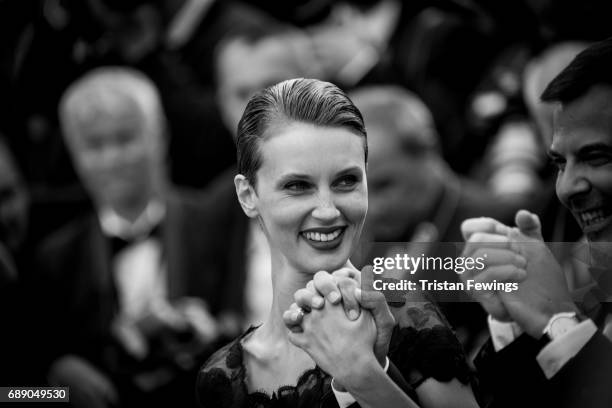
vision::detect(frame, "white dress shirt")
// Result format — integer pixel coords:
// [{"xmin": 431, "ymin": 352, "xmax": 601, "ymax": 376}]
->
[
  {"xmin": 99, "ymin": 201, "xmax": 169, "ymax": 359},
  {"xmin": 488, "ymin": 315, "xmax": 603, "ymax": 378}
]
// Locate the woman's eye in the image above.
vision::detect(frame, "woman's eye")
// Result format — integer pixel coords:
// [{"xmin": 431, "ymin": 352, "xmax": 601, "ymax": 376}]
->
[
  {"xmin": 284, "ymin": 180, "xmax": 310, "ymax": 191},
  {"xmin": 335, "ymin": 175, "xmax": 359, "ymax": 189}
]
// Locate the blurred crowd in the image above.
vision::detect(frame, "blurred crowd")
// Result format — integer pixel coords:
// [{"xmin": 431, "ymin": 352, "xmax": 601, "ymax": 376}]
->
[{"xmin": 1, "ymin": 0, "xmax": 612, "ymax": 406}]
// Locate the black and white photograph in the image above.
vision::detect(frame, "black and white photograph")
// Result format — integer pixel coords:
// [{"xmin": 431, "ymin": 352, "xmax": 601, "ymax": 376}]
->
[{"xmin": 0, "ymin": 0, "xmax": 611, "ymax": 407}]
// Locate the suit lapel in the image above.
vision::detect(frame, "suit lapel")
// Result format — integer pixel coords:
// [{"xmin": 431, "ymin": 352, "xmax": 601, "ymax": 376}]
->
[
  {"xmin": 164, "ymin": 191, "xmax": 187, "ymax": 300},
  {"xmin": 72, "ymin": 216, "xmax": 117, "ymax": 331}
]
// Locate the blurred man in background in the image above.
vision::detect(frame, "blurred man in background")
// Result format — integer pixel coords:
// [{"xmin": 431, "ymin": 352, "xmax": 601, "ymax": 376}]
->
[
  {"xmin": 30, "ymin": 67, "xmax": 239, "ymax": 407},
  {"xmin": 203, "ymin": 23, "xmax": 323, "ymax": 328},
  {"xmin": 214, "ymin": 23, "xmax": 320, "ymax": 136},
  {"xmin": 351, "ymin": 85, "xmax": 518, "ymax": 245},
  {"xmin": 350, "ymin": 85, "xmax": 519, "ymax": 355}
]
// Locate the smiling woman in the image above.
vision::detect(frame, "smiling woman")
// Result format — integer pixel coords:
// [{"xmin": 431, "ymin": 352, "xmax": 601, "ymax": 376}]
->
[
  {"xmin": 195, "ymin": 79, "xmax": 473, "ymax": 408},
  {"xmin": 237, "ymin": 122, "xmax": 367, "ymax": 274},
  {"xmin": 196, "ymin": 79, "xmax": 382, "ymax": 407},
  {"xmin": 232, "ymin": 78, "xmax": 369, "ymax": 280}
]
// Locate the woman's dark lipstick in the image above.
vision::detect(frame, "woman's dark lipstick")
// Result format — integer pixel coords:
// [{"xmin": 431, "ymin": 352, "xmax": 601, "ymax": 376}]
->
[{"xmin": 300, "ymin": 226, "xmax": 346, "ymax": 250}]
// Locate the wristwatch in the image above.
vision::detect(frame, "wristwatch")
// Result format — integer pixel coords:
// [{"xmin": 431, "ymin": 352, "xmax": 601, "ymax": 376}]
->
[{"xmin": 542, "ymin": 312, "xmax": 581, "ymax": 341}]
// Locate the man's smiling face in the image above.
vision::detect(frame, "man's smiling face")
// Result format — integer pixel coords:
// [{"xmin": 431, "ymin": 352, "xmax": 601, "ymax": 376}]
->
[{"xmin": 549, "ymin": 84, "xmax": 612, "ymax": 243}]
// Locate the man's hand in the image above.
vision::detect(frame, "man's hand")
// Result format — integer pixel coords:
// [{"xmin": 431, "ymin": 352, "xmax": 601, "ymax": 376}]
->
[
  {"xmin": 499, "ymin": 210, "xmax": 577, "ymax": 337},
  {"xmin": 460, "ymin": 217, "xmax": 526, "ymax": 321},
  {"xmin": 461, "ymin": 211, "xmax": 578, "ymax": 338}
]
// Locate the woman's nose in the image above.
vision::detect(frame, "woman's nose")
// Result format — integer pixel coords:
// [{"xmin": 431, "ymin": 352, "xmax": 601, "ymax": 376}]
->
[{"xmin": 311, "ymin": 194, "xmax": 341, "ymax": 221}]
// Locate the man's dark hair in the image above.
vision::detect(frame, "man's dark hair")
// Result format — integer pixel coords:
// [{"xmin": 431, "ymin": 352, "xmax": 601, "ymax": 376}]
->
[{"xmin": 541, "ymin": 37, "xmax": 612, "ymax": 104}]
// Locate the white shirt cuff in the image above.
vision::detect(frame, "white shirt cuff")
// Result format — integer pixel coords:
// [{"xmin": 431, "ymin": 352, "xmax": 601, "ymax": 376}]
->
[
  {"xmin": 332, "ymin": 357, "xmax": 390, "ymax": 408},
  {"xmin": 536, "ymin": 319, "xmax": 598, "ymax": 379},
  {"xmin": 488, "ymin": 315, "xmax": 524, "ymax": 351}
]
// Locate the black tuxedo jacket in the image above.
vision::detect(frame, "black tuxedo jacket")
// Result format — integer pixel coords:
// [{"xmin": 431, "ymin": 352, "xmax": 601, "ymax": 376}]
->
[
  {"xmin": 28, "ymin": 186, "xmax": 248, "ymax": 375},
  {"xmin": 475, "ymin": 305, "xmax": 612, "ymax": 408}
]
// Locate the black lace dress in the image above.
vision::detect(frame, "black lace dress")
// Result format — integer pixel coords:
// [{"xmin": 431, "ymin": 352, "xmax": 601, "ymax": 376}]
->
[
  {"xmin": 197, "ymin": 326, "xmax": 338, "ymax": 408},
  {"xmin": 196, "ymin": 303, "xmax": 472, "ymax": 408}
]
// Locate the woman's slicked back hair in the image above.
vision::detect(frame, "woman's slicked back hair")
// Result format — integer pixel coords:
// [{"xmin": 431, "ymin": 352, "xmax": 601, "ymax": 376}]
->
[{"xmin": 236, "ymin": 78, "xmax": 367, "ymax": 186}]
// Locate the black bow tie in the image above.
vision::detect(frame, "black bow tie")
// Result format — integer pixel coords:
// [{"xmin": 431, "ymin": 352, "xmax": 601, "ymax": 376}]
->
[{"xmin": 108, "ymin": 224, "xmax": 162, "ymax": 257}]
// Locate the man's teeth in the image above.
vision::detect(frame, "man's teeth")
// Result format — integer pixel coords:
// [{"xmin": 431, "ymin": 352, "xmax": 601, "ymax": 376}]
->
[
  {"xmin": 303, "ymin": 229, "xmax": 343, "ymax": 242},
  {"xmin": 580, "ymin": 209, "xmax": 609, "ymax": 225}
]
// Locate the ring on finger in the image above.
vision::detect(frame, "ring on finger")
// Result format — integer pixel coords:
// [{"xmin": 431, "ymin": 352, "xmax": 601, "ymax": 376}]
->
[{"xmin": 293, "ymin": 307, "xmax": 306, "ymax": 321}]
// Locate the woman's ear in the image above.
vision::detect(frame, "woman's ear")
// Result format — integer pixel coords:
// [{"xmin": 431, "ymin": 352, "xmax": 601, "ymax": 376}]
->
[{"xmin": 234, "ymin": 174, "xmax": 259, "ymax": 218}]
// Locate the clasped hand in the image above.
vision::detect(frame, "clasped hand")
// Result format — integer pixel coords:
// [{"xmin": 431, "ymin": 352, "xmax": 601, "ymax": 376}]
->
[
  {"xmin": 460, "ymin": 209, "xmax": 577, "ymax": 337},
  {"xmin": 282, "ymin": 266, "xmax": 395, "ymax": 386}
]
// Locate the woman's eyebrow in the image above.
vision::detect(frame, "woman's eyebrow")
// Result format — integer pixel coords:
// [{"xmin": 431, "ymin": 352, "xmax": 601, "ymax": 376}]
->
[
  {"xmin": 276, "ymin": 173, "xmax": 310, "ymax": 185},
  {"xmin": 335, "ymin": 166, "xmax": 363, "ymax": 177}
]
